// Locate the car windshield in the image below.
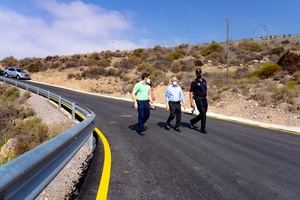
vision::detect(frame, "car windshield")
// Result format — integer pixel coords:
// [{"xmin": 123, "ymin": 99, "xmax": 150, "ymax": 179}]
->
[{"xmin": 16, "ymin": 69, "xmax": 25, "ymax": 73}]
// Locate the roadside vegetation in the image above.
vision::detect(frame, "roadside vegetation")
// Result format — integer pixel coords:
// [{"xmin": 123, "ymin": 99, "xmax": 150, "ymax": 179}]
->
[{"xmin": 0, "ymin": 85, "xmax": 49, "ymax": 164}]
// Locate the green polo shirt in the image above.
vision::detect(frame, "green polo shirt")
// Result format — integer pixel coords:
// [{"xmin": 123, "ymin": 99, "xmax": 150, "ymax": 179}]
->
[{"xmin": 133, "ymin": 81, "xmax": 150, "ymax": 101}]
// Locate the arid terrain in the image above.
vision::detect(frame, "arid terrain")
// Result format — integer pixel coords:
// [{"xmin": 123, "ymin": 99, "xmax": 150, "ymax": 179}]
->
[
  {"xmin": 1, "ymin": 35, "xmax": 300, "ymax": 127},
  {"xmin": 0, "ymin": 84, "xmax": 73, "ymax": 164}
]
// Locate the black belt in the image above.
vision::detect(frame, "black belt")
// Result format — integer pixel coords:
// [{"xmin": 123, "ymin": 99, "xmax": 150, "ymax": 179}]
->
[
  {"xmin": 169, "ymin": 101, "xmax": 181, "ymax": 104},
  {"xmin": 194, "ymin": 97, "xmax": 206, "ymax": 100}
]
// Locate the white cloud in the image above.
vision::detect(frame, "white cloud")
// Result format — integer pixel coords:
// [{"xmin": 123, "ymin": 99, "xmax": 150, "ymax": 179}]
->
[{"xmin": 0, "ymin": 1, "xmax": 146, "ymax": 59}]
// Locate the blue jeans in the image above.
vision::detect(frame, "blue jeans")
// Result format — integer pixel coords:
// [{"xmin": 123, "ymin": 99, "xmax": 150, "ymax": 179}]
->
[{"xmin": 137, "ymin": 100, "xmax": 150, "ymax": 132}]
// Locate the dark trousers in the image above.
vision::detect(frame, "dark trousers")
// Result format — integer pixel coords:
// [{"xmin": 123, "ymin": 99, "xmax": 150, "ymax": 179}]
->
[
  {"xmin": 190, "ymin": 98, "xmax": 208, "ymax": 131},
  {"xmin": 137, "ymin": 100, "xmax": 150, "ymax": 132},
  {"xmin": 167, "ymin": 101, "xmax": 182, "ymax": 128}
]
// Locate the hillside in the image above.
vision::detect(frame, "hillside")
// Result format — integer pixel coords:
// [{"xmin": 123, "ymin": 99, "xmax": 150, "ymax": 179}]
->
[
  {"xmin": 0, "ymin": 84, "xmax": 73, "ymax": 164},
  {"xmin": 1, "ymin": 35, "xmax": 300, "ymax": 126}
]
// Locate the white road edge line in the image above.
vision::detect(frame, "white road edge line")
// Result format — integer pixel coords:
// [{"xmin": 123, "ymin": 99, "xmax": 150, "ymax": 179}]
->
[{"xmin": 28, "ymin": 80, "xmax": 300, "ymax": 135}]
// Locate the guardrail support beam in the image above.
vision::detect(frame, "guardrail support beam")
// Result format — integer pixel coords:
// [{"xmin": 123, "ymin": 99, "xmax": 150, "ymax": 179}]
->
[
  {"xmin": 72, "ymin": 102, "xmax": 76, "ymax": 121},
  {"xmin": 58, "ymin": 96, "xmax": 62, "ymax": 109}
]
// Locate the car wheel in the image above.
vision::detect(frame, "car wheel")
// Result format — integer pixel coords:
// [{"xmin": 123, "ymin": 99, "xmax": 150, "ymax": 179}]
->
[
  {"xmin": 4, "ymin": 73, "xmax": 8, "ymax": 77},
  {"xmin": 16, "ymin": 75, "xmax": 20, "ymax": 80}
]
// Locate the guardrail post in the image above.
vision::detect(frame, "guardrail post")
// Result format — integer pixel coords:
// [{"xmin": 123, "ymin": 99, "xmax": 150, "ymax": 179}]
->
[
  {"xmin": 37, "ymin": 87, "xmax": 40, "ymax": 95},
  {"xmin": 15, "ymin": 81, "xmax": 18, "ymax": 87},
  {"xmin": 59, "ymin": 96, "xmax": 62, "ymax": 109},
  {"xmin": 87, "ymin": 134, "xmax": 94, "ymax": 149},
  {"xmin": 72, "ymin": 102, "xmax": 76, "ymax": 121},
  {"xmin": 26, "ymin": 84, "xmax": 29, "ymax": 91},
  {"xmin": 47, "ymin": 91, "xmax": 50, "ymax": 100}
]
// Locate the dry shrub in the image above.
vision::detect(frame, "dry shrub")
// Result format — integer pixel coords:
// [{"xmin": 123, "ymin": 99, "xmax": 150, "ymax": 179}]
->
[
  {"xmin": 200, "ymin": 42, "xmax": 224, "ymax": 56},
  {"xmin": 237, "ymin": 40, "xmax": 263, "ymax": 52},
  {"xmin": 165, "ymin": 49, "xmax": 186, "ymax": 61},
  {"xmin": 234, "ymin": 67, "xmax": 249, "ymax": 79},
  {"xmin": 0, "ymin": 117, "xmax": 48, "ymax": 164},
  {"xmin": 0, "ymin": 86, "xmax": 20, "ymax": 103},
  {"xmin": 247, "ymin": 62, "xmax": 282, "ymax": 79},
  {"xmin": 114, "ymin": 59, "xmax": 135, "ymax": 70},
  {"xmin": 81, "ymin": 67, "xmax": 106, "ymax": 79},
  {"xmin": 293, "ymin": 71, "xmax": 300, "ymax": 84},
  {"xmin": 68, "ymin": 73, "xmax": 82, "ymax": 80}
]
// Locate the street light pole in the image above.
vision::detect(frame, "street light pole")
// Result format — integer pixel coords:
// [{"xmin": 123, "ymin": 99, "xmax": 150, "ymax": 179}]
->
[{"xmin": 226, "ymin": 18, "xmax": 230, "ymax": 84}]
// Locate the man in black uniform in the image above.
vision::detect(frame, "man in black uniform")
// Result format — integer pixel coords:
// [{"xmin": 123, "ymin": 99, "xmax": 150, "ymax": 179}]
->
[{"xmin": 189, "ymin": 68, "xmax": 208, "ymax": 134}]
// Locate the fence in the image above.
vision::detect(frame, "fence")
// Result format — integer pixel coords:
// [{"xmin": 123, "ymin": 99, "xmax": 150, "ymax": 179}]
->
[{"xmin": 0, "ymin": 77, "xmax": 96, "ymax": 200}]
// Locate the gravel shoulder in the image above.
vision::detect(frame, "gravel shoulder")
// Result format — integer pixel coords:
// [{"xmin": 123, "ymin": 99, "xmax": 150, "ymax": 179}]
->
[{"xmin": 24, "ymin": 91, "xmax": 93, "ymax": 200}]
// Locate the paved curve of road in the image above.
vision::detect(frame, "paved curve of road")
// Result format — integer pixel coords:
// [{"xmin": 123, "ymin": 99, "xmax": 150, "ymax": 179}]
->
[{"xmin": 25, "ymin": 81, "xmax": 300, "ymax": 200}]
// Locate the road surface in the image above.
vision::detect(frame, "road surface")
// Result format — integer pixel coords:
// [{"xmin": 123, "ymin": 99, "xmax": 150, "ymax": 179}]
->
[{"xmin": 26, "ymin": 81, "xmax": 300, "ymax": 200}]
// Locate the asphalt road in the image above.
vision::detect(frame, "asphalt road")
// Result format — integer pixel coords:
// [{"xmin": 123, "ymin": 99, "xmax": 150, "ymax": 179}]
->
[{"xmin": 25, "ymin": 81, "xmax": 300, "ymax": 200}]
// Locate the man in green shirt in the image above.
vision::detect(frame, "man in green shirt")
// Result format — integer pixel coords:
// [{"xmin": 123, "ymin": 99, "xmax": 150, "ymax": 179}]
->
[{"xmin": 132, "ymin": 73, "xmax": 153, "ymax": 135}]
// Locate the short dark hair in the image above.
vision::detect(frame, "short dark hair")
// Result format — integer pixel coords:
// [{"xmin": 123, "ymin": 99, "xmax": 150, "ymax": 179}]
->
[
  {"xmin": 142, "ymin": 72, "xmax": 150, "ymax": 80},
  {"xmin": 195, "ymin": 68, "xmax": 202, "ymax": 75}
]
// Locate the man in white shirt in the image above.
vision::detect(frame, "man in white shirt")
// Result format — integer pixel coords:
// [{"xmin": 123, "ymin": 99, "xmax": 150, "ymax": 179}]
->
[{"xmin": 165, "ymin": 75, "xmax": 185, "ymax": 132}]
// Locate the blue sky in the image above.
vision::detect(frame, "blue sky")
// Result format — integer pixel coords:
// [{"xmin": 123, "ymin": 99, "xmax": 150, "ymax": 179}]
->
[
  {"xmin": 97, "ymin": 0, "xmax": 300, "ymax": 43},
  {"xmin": 0, "ymin": 0, "xmax": 299, "ymax": 58}
]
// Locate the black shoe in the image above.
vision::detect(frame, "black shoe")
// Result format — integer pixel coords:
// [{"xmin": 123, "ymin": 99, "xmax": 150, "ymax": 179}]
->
[
  {"xmin": 165, "ymin": 124, "xmax": 171, "ymax": 130},
  {"xmin": 190, "ymin": 121, "xmax": 196, "ymax": 129},
  {"xmin": 174, "ymin": 127, "xmax": 181, "ymax": 132},
  {"xmin": 201, "ymin": 130, "xmax": 207, "ymax": 134},
  {"xmin": 138, "ymin": 130, "xmax": 146, "ymax": 136}
]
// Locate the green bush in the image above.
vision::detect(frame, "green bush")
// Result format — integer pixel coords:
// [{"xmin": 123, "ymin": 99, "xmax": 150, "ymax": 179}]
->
[
  {"xmin": 286, "ymin": 80, "xmax": 297, "ymax": 90},
  {"xmin": 132, "ymin": 48, "xmax": 145, "ymax": 58},
  {"xmin": 293, "ymin": 71, "xmax": 300, "ymax": 84},
  {"xmin": 272, "ymin": 85, "xmax": 297, "ymax": 104},
  {"xmin": 0, "ymin": 87, "xmax": 20, "ymax": 103},
  {"xmin": 165, "ymin": 49, "xmax": 186, "ymax": 61},
  {"xmin": 271, "ymin": 47, "xmax": 285, "ymax": 55},
  {"xmin": 237, "ymin": 41, "xmax": 263, "ymax": 52},
  {"xmin": 247, "ymin": 62, "xmax": 282, "ymax": 79},
  {"xmin": 27, "ymin": 63, "xmax": 40, "ymax": 73},
  {"xmin": 200, "ymin": 42, "xmax": 224, "ymax": 57},
  {"xmin": 0, "ymin": 117, "xmax": 49, "ymax": 164}
]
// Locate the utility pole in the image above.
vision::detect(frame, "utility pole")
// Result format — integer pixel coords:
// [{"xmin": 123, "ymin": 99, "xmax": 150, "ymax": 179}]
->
[{"xmin": 226, "ymin": 18, "xmax": 230, "ymax": 84}]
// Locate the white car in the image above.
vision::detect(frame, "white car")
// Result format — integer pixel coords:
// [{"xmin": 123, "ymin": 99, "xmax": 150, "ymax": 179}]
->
[{"xmin": 4, "ymin": 67, "xmax": 31, "ymax": 80}]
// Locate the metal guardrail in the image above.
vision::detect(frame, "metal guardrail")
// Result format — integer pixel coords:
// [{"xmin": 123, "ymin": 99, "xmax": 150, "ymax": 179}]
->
[{"xmin": 0, "ymin": 77, "xmax": 96, "ymax": 200}]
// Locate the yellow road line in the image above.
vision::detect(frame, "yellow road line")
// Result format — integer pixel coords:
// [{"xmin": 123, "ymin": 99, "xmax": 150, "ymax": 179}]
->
[
  {"xmin": 51, "ymin": 98, "xmax": 112, "ymax": 199},
  {"xmin": 95, "ymin": 128, "xmax": 112, "ymax": 200}
]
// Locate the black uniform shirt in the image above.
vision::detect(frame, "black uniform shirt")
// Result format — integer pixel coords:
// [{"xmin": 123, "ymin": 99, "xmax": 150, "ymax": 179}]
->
[{"xmin": 190, "ymin": 78, "xmax": 207, "ymax": 99}]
